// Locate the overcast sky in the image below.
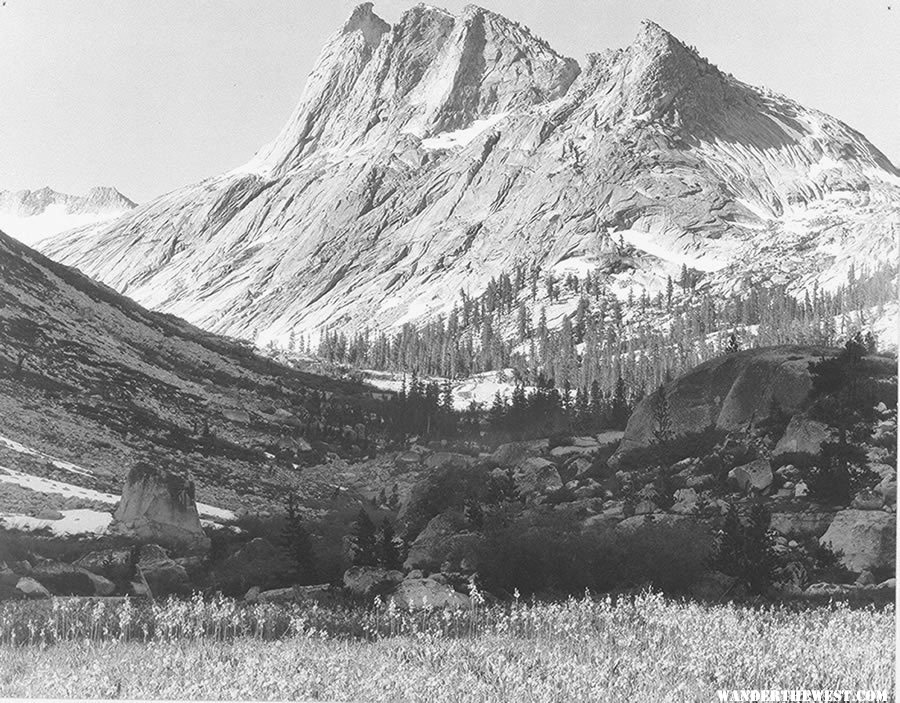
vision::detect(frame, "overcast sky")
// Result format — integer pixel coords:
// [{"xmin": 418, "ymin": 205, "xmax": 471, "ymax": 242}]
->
[{"xmin": 1, "ymin": 0, "xmax": 897, "ymax": 203}]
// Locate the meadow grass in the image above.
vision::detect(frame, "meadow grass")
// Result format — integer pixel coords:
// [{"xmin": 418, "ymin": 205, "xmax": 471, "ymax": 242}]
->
[{"xmin": 0, "ymin": 592, "xmax": 893, "ymax": 701}]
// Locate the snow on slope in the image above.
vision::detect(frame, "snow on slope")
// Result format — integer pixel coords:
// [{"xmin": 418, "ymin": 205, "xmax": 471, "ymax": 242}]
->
[{"xmin": 0, "ymin": 186, "xmax": 135, "ymax": 246}]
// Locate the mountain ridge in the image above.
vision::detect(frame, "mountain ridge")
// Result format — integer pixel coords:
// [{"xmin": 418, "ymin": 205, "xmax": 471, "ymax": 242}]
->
[{"xmin": 39, "ymin": 4, "xmax": 900, "ymax": 348}]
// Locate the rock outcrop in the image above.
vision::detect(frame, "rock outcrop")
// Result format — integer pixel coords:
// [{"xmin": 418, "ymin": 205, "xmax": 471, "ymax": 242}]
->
[
  {"xmin": 109, "ymin": 462, "xmax": 210, "ymax": 552},
  {"xmin": 616, "ymin": 347, "xmax": 894, "ymax": 456}
]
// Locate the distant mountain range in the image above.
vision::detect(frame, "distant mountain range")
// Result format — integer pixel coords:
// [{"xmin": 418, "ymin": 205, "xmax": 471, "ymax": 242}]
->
[
  {"xmin": 0, "ymin": 186, "xmax": 135, "ymax": 247},
  {"xmin": 38, "ymin": 3, "xmax": 899, "ymax": 347}
]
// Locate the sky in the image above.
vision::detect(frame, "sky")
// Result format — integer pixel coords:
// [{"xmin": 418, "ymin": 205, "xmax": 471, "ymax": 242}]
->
[{"xmin": 0, "ymin": 0, "xmax": 897, "ymax": 203}]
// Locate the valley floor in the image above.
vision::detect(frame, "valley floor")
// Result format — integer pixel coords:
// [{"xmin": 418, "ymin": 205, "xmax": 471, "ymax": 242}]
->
[{"xmin": 0, "ymin": 593, "xmax": 892, "ymax": 702}]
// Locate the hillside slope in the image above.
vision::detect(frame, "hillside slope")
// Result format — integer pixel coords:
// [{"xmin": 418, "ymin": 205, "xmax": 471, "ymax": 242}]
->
[{"xmin": 0, "ymin": 230, "xmax": 380, "ymax": 522}]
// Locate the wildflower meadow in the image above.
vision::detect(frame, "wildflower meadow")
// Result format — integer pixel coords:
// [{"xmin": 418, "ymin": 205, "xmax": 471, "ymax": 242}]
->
[{"xmin": 0, "ymin": 591, "xmax": 893, "ymax": 701}]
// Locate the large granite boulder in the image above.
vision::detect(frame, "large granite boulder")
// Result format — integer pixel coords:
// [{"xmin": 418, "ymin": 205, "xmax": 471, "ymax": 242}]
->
[
  {"xmin": 136, "ymin": 544, "xmax": 192, "ymax": 596},
  {"xmin": 30, "ymin": 561, "xmax": 114, "ymax": 596},
  {"xmin": 819, "ymin": 509, "xmax": 896, "ymax": 573},
  {"xmin": 615, "ymin": 346, "xmax": 883, "ymax": 458},
  {"xmin": 773, "ymin": 415, "xmax": 831, "ymax": 456},
  {"xmin": 728, "ymin": 459, "xmax": 773, "ymax": 493},
  {"xmin": 404, "ymin": 510, "xmax": 479, "ymax": 571},
  {"xmin": 343, "ymin": 566, "xmax": 404, "ymax": 597},
  {"xmin": 109, "ymin": 461, "xmax": 210, "ymax": 552},
  {"xmin": 514, "ymin": 457, "xmax": 562, "ymax": 495},
  {"xmin": 490, "ymin": 440, "xmax": 549, "ymax": 467},
  {"xmin": 389, "ymin": 578, "xmax": 470, "ymax": 610}
]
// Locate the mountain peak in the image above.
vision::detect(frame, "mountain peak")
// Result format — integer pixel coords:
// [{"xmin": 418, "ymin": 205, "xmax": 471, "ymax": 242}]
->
[{"xmin": 341, "ymin": 2, "xmax": 389, "ymax": 47}]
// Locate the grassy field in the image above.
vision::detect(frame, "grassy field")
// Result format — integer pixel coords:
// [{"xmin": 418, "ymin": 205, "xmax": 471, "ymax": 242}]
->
[{"xmin": 0, "ymin": 592, "xmax": 893, "ymax": 701}]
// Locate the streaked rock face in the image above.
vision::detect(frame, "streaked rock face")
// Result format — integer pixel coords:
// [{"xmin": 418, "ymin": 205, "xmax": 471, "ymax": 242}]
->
[{"xmin": 41, "ymin": 4, "xmax": 900, "ymax": 345}]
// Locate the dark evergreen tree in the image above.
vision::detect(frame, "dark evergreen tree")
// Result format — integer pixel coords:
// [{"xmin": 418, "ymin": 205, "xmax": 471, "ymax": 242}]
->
[{"xmin": 348, "ymin": 509, "xmax": 378, "ymax": 567}]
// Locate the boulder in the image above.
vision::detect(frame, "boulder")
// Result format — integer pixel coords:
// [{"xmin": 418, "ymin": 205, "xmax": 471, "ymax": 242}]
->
[
  {"xmin": 343, "ymin": 566, "xmax": 404, "ymax": 597},
  {"xmin": 769, "ymin": 508, "xmax": 835, "ymax": 538},
  {"xmin": 16, "ymin": 577, "xmax": 50, "ymax": 599},
  {"xmin": 875, "ymin": 476, "xmax": 897, "ymax": 506},
  {"xmin": 728, "ymin": 459, "xmax": 773, "ymax": 493},
  {"xmin": 34, "ymin": 508, "xmax": 64, "ymax": 521},
  {"xmin": 819, "ymin": 509, "xmax": 896, "ymax": 572},
  {"xmin": 108, "ymin": 461, "xmax": 210, "ymax": 552},
  {"xmin": 423, "ymin": 452, "xmax": 471, "ymax": 470},
  {"xmin": 404, "ymin": 511, "xmax": 478, "ymax": 571},
  {"xmin": 615, "ymin": 347, "xmax": 894, "ymax": 457},
  {"xmin": 136, "ymin": 544, "xmax": 191, "ymax": 596},
  {"xmin": 570, "ymin": 457, "xmax": 593, "ymax": 477},
  {"xmin": 515, "ymin": 457, "xmax": 562, "ymax": 495},
  {"xmin": 74, "ymin": 549, "xmax": 133, "ymax": 583},
  {"xmin": 394, "ymin": 451, "xmax": 422, "ymax": 467},
  {"xmin": 30, "ymin": 562, "xmax": 98, "ymax": 596},
  {"xmin": 490, "ymin": 440, "xmax": 549, "ymax": 467},
  {"xmin": 851, "ymin": 489, "xmax": 884, "ymax": 510},
  {"xmin": 634, "ymin": 499, "xmax": 656, "ymax": 515},
  {"xmin": 773, "ymin": 415, "xmax": 830, "ymax": 456},
  {"xmin": 223, "ymin": 409, "xmax": 252, "ymax": 424},
  {"xmin": 794, "ymin": 481, "xmax": 809, "ymax": 498},
  {"xmin": 389, "ymin": 578, "xmax": 470, "ymax": 610},
  {"xmin": 670, "ymin": 488, "xmax": 698, "ymax": 514},
  {"xmin": 550, "ymin": 445, "xmax": 597, "ymax": 459},
  {"xmin": 855, "ymin": 570, "xmax": 876, "ymax": 586}
]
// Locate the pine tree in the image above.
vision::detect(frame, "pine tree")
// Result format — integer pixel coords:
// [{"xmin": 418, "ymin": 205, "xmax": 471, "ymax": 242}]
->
[
  {"xmin": 281, "ymin": 493, "xmax": 316, "ymax": 580},
  {"xmin": 376, "ymin": 518, "xmax": 401, "ymax": 569},
  {"xmin": 349, "ymin": 509, "xmax": 378, "ymax": 567},
  {"xmin": 651, "ymin": 384, "xmax": 673, "ymax": 444}
]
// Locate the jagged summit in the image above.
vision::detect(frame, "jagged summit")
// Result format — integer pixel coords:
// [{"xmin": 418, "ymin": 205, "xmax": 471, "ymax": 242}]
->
[
  {"xmin": 341, "ymin": 2, "xmax": 390, "ymax": 46},
  {"xmin": 40, "ymin": 6, "xmax": 900, "ymax": 347}
]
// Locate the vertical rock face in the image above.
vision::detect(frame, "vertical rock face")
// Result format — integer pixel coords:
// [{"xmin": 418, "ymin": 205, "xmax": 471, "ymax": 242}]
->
[
  {"xmin": 40, "ymin": 5, "xmax": 900, "ymax": 345},
  {"xmin": 110, "ymin": 462, "xmax": 210, "ymax": 553}
]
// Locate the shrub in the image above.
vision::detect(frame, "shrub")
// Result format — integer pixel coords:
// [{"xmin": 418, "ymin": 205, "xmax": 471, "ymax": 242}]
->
[{"xmin": 475, "ymin": 517, "xmax": 712, "ymax": 598}]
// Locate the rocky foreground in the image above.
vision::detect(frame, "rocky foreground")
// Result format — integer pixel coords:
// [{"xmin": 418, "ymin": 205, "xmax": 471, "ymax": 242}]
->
[{"xmin": 1, "ymin": 344, "xmax": 895, "ymax": 606}]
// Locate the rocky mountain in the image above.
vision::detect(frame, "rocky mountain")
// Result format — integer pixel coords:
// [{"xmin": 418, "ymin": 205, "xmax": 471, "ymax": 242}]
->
[
  {"xmin": 0, "ymin": 229, "xmax": 384, "ymax": 535},
  {"xmin": 0, "ymin": 186, "xmax": 135, "ymax": 247},
  {"xmin": 41, "ymin": 3, "xmax": 899, "ymax": 347}
]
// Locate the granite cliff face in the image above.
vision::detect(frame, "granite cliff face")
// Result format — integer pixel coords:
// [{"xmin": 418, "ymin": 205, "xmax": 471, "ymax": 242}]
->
[{"xmin": 41, "ymin": 4, "xmax": 900, "ymax": 345}]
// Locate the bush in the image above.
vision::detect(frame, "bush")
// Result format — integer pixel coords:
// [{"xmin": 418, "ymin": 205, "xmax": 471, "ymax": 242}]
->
[
  {"xmin": 615, "ymin": 427, "xmax": 727, "ymax": 472},
  {"xmin": 475, "ymin": 517, "xmax": 713, "ymax": 598}
]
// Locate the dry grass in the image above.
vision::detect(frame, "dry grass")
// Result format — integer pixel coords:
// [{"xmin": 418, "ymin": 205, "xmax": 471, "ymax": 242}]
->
[{"xmin": 0, "ymin": 592, "xmax": 893, "ymax": 701}]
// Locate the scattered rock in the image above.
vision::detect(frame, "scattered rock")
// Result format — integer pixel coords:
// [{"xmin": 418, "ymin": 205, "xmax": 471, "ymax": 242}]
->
[
  {"xmin": 728, "ymin": 459, "xmax": 773, "ymax": 493},
  {"xmin": 875, "ymin": 476, "xmax": 896, "ymax": 506},
  {"xmin": 515, "ymin": 457, "xmax": 562, "ymax": 495},
  {"xmin": 394, "ymin": 451, "xmax": 422, "ymax": 467},
  {"xmin": 423, "ymin": 452, "xmax": 471, "ymax": 470},
  {"xmin": 30, "ymin": 562, "xmax": 98, "ymax": 596},
  {"xmin": 770, "ymin": 508, "xmax": 835, "ymax": 538},
  {"xmin": 670, "ymin": 488, "xmax": 698, "ymax": 514},
  {"xmin": 490, "ymin": 440, "xmax": 549, "ymax": 467}
]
